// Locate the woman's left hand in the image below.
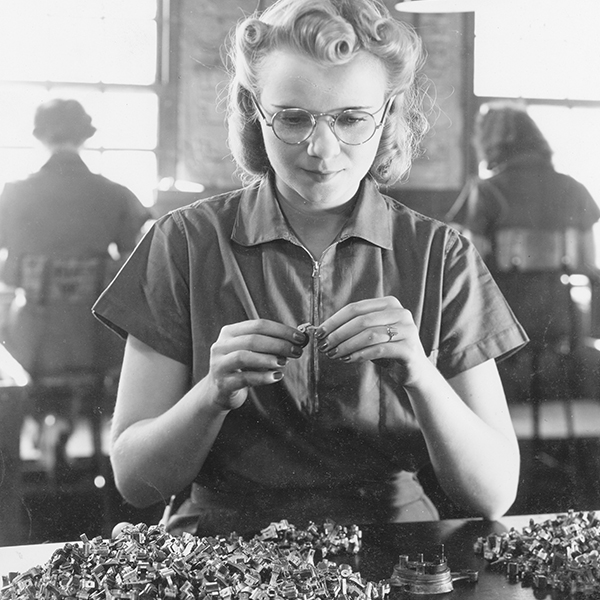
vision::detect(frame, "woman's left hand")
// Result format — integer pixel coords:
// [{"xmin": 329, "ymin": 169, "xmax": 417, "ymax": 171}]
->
[{"xmin": 316, "ymin": 296, "xmax": 429, "ymax": 386}]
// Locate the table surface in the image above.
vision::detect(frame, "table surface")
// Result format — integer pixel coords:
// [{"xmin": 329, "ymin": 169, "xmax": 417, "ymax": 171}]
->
[{"xmin": 0, "ymin": 513, "xmax": 580, "ymax": 599}]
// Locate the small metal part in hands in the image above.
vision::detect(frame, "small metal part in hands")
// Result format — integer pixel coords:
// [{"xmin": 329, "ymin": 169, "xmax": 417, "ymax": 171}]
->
[{"xmin": 297, "ymin": 322, "xmax": 318, "ymax": 334}]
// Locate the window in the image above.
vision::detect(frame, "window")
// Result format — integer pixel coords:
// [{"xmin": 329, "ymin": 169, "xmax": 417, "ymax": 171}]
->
[
  {"xmin": 0, "ymin": 0, "xmax": 161, "ymax": 206},
  {"xmin": 474, "ymin": 2, "xmax": 599, "ymax": 102},
  {"xmin": 473, "ymin": 1, "xmax": 600, "ymax": 260},
  {"xmin": 473, "ymin": 2, "xmax": 600, "ymax": 196}
]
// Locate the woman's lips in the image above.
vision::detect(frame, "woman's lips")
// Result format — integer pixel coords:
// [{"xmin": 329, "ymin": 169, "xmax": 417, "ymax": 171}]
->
[{"xmin": 304, "ymin": 169, "xmax": 341, "ymax": 181}]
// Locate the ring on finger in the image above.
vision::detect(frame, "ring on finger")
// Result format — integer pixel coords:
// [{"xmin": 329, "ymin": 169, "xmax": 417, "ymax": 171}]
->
[{"xmin": 385, "ymin": 325, "xmax": 398, "ymax": 342}]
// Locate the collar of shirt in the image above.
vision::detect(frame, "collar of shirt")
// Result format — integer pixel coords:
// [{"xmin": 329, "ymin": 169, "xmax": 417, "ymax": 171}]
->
[
  {"xmin": 231, "ymin": 174, "xmax": 393, "ymax": 251},
  {"xmin": 42, "ymin": 151, "xmax": 90, "ymax": 174}
]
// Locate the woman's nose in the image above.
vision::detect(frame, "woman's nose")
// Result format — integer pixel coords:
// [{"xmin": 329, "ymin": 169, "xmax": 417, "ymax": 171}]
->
[{"xmin": 306, "ymin": 118, "xmax": 341, "ymax": 159}]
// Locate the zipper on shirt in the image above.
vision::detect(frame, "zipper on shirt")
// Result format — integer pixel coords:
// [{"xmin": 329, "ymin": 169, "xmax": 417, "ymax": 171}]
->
[{"xmin": 309, "ymin": 259, "xmax": 321, "ymax": 414}]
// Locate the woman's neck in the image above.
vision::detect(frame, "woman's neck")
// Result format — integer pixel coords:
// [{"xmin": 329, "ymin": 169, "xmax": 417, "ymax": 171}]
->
[{"xmin": 275, "ymin": 189, "xmax": 358, "ymax": 260}]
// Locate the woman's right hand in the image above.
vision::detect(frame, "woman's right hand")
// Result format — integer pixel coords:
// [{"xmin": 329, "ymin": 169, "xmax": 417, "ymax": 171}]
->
[
  {"xmin": 207, "ymin": 319, "xmax": 308, "ymax": 410},
  {"xmin": 110, "ymin": 325, "xmax": 307, "ymax": 508}
]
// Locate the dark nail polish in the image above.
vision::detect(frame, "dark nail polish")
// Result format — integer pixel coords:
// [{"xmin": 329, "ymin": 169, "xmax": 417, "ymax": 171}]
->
[
  {"xmin": 340, "ymin": 355, "xmax": 352, "ymax": 362},
  {"xmin": 273, "ymin": 371, "xmax": 284, "ymax": 380},
  {"xmin": 318, "ymin": 341, "xmax": 329, "ymax": 352},
  {"xmin": 327, "ymin": 347, "xmax": 338, "ymax": 358},
  {"xmin": 293, "ymin": 331, "xmax": 307, "ymax": 344},
  {"xmin": 315, "ymin": 328, "xmax": 326, "ymax": 340},
  {"xmin": 276, "ymin": 356, "xmax": 287, "ymax": 367},
  {"xmin": 291, "ymin": 345, "xmax": 302, "ymax": 357}
]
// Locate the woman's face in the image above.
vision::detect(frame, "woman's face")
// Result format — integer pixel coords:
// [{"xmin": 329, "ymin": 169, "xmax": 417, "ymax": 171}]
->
[{"xmin": 256, "ymin": 49, "xmax": 388, "ymax": 209}]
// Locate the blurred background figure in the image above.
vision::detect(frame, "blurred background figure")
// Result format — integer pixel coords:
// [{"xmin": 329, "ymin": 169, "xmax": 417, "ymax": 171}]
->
[
  {"xmin": 0, "ymin": 98, "xmax": 152, "ymax": 477},
  {"xmin": 449, "ymin": 101, "xmax": 600, "ymax": 427}
]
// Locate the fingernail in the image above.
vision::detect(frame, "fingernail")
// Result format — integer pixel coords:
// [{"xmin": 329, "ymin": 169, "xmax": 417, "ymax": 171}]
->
[
  {"xmin": 315, "ymin": 328, "xmax": 326, "ymax": 340},
  {"xmin": 326, "ymin": 347, "xmax": 338, "ymax": 358},
  {"xmin": 276, "ymin": 356, "xmax": 287, "ymax": 367},
  {"xmin": 318, "ymin": 341, "xmax": 329, "ymax": 352},
  {"xmin": 291, "ymin": 345, "xmax": 302, "ymax": 357},
  {"xmin": 293, "ymin": 331, "xmax": 307, "ymax": 344},
  {"xmin": 340, "ymin": 355, "xmax": 352, "ymax": 362},
  {"xmin": 273, "ymin": 371, "xmax": 284, "ymax": 380}
]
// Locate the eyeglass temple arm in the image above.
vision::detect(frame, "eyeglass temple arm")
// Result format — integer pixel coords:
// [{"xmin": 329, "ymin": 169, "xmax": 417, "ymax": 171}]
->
[
  {"xmin": 378, "ymin": 95, "xmax": 397, "ymax": 127},
  {"xmin": 251, "ymin": 94, "xmax": 270, "ymax": 124}
]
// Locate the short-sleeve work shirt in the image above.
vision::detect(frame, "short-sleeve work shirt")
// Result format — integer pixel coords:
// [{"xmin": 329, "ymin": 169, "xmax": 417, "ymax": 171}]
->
[{"xmin": 93, "ymin": 175, "xmax": 527, "ymax": 493}]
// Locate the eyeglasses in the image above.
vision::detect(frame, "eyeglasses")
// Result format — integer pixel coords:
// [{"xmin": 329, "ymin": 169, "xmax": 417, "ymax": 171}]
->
[{"xmin": 253, "ymin": 97, "xmax": 394, "ymax": 146}]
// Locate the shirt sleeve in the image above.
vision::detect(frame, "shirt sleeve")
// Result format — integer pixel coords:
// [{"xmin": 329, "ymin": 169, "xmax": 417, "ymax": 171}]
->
[
  {"xmin": 93, "ymin": 214, "xmax": 193, "ymax": 366},
  {"xmin": 436, "ymin": 230, "xmax": 529, "ymax": 378}
]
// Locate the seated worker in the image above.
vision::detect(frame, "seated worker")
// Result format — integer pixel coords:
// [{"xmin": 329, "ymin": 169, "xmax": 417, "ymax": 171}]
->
[
  {"xmin": 451, "ymin": 101, "xmax": 600, "ymax": 402},
  {"xmin": 0, "ymin": 98, "xmax": 151, "ymax": 461},
  {"xmin": 93, "ymin": 0, "xmax": 528, "ymax": 535}
]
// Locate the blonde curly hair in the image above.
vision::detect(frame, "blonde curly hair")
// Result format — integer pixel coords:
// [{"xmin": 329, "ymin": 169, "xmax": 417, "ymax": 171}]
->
[{"xmin": 225, "ymin": 0, "xmax": 429, "ymax": 185}]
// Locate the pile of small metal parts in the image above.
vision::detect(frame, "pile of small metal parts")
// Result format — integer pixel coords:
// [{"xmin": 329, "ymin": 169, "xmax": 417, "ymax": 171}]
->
[
  {"xmin": 1, "ymin": 520, "xmax": 390, "ymax": 600},
  {"xmin": 474, "ymin": 510, "xmax": 600, "ymax": 596}
]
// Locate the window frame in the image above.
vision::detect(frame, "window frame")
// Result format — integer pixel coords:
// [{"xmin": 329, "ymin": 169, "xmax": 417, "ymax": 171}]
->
[{"xmin": 0, "ymin": 0, "xmax": 179, "ymax": 206}]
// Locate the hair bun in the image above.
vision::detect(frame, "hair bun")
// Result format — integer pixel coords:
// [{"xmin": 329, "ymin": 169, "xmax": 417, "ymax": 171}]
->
[{"xmin": 33, "ymin": 98, "xmax": 96, "ymax": 145}]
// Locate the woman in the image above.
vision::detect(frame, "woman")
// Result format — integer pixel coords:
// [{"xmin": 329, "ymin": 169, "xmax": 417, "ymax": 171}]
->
[
  {"xmin": 451, "ymin": 102, "xmax": 600, "ymax": 404},
  {"xmin": 0, "ymin": 99, "xmax": 150, "ymax": 472},
  {"xmin": 454, "ymin": 101, "xmax": 599, "ymax": 270},
  {"xmin": 94, "ymin": 0, "xmax": 527, "ymax": 535},
  {"xmin": 0, "ymin": 98, "xmax": 150, "ymax": 375}
]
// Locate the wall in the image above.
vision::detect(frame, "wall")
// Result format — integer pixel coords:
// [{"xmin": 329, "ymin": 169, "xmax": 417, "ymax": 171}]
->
[
  {"xmin": 177, "ymin": 0, "xmax": 258, "ymax": 190},
  {"xmin": 408, "ymin": 12, "xmax": 467, "ymax": 191},
  {"xmin": 176, "ymin": 1, "xmax": 468, "ymax": 214}
]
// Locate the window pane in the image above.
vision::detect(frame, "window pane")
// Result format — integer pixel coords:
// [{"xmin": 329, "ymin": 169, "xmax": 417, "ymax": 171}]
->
[
  {"xmin": 475, "ymin": 1, "xmax": 600, "ymax": 101},
  {"xmin": 0, "ymin": 1, "xmax": 156, "ymax": 18},
  {"xmin": 93, "ymin": 150, "xmax": 157, "ymax": 207},
  {"xmin": 0, "ymin": 2, "xmax": 48, "ymax": 17},
  {"xmin": 80, "ymin": 150, "xmax": 102, "ymax": 175},
  {"xmin": 0, "ymin": 149, "xmax": 46, "ymax": 191},
  {"xmin": 47, "ymin": 19, "xmax": 104, "ymax": 83},
  {"xmin": 0, "ymin": 16, "xmax": 105, "ymax": 83},
  {"xmin": 527, "ymin": 106, "xmax": 600, "ymax": 207},
  {"xmin": 102, "ymin": 0, "xmax": 157, "ymax": 19},
  {"xmin": 92, "ymin": 91, "xmax": 158, "ymax": 150},
  {"xmin": 0, "ymin": 2, "xmax": 159, "ymax": 210},
  {"xmin": 527, "ymin": 105, "xmax": 600, "ymax": 265},
  {"xmin": 0, "ymin": 85, "xmax": 47, "ymax": 146},
  {"xmin": 0, "ymin": 13, "xmax": 156, "ymax": 85},
  {"xmin": 0, "ymin": 17, "xmax": 49, "ymax": 81},
  {"xmin": 47, "ymin": 0, "xmax": 103, "ymax": 17},
  {"xmin": 101, "ymin": 19, "xmax": 157, "ymax": 84}
]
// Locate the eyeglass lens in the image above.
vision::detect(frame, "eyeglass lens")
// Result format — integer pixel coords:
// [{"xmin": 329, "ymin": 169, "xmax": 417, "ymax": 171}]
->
[{"xmin": 272, "ymin": 109, "xmax": 377, "ymax": 145}]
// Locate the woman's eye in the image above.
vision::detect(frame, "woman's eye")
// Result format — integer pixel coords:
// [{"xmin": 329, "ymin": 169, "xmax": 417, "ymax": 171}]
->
[
  {"xmin": 338, "ymin": 112, "xmax": 369, "ymax": 127},
  {"xmin": 277, "ymin": 111, "xmax": 311, "ymax": 127}
]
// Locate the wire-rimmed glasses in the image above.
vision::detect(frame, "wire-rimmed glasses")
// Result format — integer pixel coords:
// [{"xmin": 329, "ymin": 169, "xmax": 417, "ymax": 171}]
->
[{"xmin": 253, "ymin": 96, "xmax": 394, "ymax": 146}]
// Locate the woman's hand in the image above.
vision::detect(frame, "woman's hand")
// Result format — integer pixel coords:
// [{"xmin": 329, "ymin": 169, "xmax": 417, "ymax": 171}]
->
[
  {"xmin": 207, "ymin": 319, "xmax": 308, "ymax": 409},
  {"xmin": 316, "ymin": 296, "xmax": 429, "ymax": 387}
]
